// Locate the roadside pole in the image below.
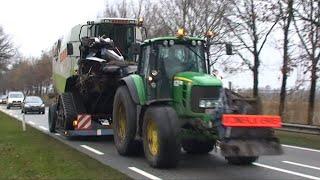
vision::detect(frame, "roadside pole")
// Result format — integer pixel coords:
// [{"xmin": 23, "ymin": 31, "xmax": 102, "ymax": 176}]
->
[{"xmin": 22, "ymin": 113, "xmax": 26, "ymax": 131}]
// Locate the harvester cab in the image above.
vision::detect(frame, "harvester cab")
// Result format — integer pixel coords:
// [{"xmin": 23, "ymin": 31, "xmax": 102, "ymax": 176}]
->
[{"xmin": 112, "ymin": 28, "xmax": 283, "ymax": 168}]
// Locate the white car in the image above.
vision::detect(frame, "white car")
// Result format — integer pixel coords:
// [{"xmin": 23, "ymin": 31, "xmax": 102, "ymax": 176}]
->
[{"xmin": 7, "ymin": 91, "xmax": 25, "ymax": 109}]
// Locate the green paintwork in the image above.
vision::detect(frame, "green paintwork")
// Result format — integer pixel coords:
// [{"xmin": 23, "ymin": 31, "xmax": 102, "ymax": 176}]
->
[
  {"xmin": 172, "ymin": 72, "xmax": 222, "ymax": 122},
  {"xmin": 53, "ymin": 73, "xmax": 67, "ymax": 94},
  {"xmin": 175, "ymin": 72, "xmax": 222, "ymax": 86},
  {"xmin": 130, "ymin": 74, "xmax": 147, "ymax": 105}
]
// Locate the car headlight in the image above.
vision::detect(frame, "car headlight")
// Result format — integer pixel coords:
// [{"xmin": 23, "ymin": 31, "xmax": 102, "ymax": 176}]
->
[
  {"xmin": 199, "ymin": 99, "xmax": 218, "ymax": 108},
  {"xmin": 41, "ymin": 104, "xmax": 45, "ymax": 108}
]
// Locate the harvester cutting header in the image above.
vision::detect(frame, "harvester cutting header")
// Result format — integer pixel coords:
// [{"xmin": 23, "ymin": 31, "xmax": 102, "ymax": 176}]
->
[{"xmin": 49, "ymin": 17, "xmax": 282, "ymax": 168}]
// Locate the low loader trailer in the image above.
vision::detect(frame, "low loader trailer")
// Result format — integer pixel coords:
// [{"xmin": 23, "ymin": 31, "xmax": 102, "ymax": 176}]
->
[{"xmin": 49, "ymin": 19, "xmax": 282, "ymax": 168}]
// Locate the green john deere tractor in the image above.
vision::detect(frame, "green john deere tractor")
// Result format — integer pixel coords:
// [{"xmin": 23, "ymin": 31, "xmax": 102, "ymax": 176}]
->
[{"xmin": 113, "ymin": 30, "xmax": 282, "ymax": 168}]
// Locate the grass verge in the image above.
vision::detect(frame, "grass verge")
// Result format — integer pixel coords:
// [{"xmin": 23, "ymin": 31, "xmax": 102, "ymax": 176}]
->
[
  {"xmin": 0, "ymin": 111, "xmax": 128, "ymax": 179},
  {"xmin": 276, "ymin": 130, "xmax": 320, "ymax": 150}
]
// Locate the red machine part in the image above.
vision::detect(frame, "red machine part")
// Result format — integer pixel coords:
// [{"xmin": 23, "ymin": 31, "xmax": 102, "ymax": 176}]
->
[{"xmin": 222, "ymin": 114, "xmax": 282, "ymax": 128}]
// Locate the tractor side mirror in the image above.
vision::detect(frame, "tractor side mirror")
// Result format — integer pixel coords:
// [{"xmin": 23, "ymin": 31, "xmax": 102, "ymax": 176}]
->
[
  {"xmin": 226, "ymin": 43, "xmax": 233, "ymax": 55},
  {"xmin": 67, "ymin": 43, "xmax": 73, "ymax": 55}
]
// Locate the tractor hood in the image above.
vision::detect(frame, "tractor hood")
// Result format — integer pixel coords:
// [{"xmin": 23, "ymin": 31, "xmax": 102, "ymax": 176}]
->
[{"xmin": 174, "ymin": 72, "xmax": 222, "ymax": 86}]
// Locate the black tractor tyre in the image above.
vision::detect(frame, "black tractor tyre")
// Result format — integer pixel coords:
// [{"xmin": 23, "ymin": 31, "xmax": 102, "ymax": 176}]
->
[
  {"xmin": 48, "ymin": 103, "xmax": 58, "ymax": 133},
  {"xmin": 61, "ymin": 93, "xmax": 78, "ymax": 130},
  {"xmin": 113, "ymin": 86, "xmax": 140, "ymax": 156},
  {"xmin": 142, "ymin": 106, "xmax": 181, "ymax": 168},
  {"xmin": 225, "ymin": 156, "xmax": 258, "ymax": 165},
  {"xmin": 182, "ymin": 139, "xmax": 214, "ymax": 154}
]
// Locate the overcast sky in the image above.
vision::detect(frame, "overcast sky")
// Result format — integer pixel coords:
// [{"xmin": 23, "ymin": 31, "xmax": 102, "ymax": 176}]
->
[
  {"xmin": 0, "ymin": 0, "xmax": 106, "ymax": 57},
  {"xmin": 0, "ymin": 0, "xmax": 301, "ymax": 89}
]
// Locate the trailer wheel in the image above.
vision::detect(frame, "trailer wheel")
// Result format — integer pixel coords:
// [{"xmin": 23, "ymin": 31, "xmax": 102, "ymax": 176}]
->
[
  {"xmin": 142, "ymin": 106, "xmax": 180, "ymax": 168},
  {"xmin": 113, "ymin": 86, "xmax": 140, "ymax": 156},
  {"xmin": 182, "ymin": 139, "xmax": 214, "ymax": 154},
  {"xmin": 48, "ymin": 103, "xmax": 58, "ymax": 133},
  {"xmin": 225, "ymin": 156, "xmax": 258, "ymax": 165}
]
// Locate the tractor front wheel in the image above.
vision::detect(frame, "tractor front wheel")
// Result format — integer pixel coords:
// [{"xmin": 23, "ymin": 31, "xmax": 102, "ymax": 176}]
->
[{"xmin": 142, "ymin": 106, "xmax": 180, "ymax": 168}]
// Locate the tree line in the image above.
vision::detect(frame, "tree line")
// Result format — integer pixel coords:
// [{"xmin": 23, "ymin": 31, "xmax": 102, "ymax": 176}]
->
[
  {"xmin": 0, "ymin": 51, "xmax": 52, "ymax": 96},
  {"xmin": 0, "ymin": 0, "xmax": 319, "ymax": 124}
]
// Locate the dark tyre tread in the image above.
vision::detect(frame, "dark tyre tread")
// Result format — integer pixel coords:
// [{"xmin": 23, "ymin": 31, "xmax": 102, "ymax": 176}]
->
[
  {"xmin": 225, "ymin": 156, "xmax": 258, "ymax": 165},
  {"xmin": 113, "ymin": 86, "xmax": 140, "ymax": 156},
  {"xmin": 182, "ymin": 139, "xmax": 214, "ymax": 154},
  {"xmin": 142, "ymin": 106, "xmax": 180, "ymax": 168},
  {"xmin": 48, "ymin": 103, "xmax": 58, "ymax": 133},
  {"xmin": 58, "ymin": 92, "xmax": 85, "ymax": 130}
]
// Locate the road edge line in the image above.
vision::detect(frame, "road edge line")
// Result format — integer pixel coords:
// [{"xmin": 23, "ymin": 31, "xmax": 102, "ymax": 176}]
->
[
  {"xmin": 282, "ymin": 161, "xmax": 320, "ymax": 171},
  {"xmin": 253, "ymin": 162, "xmax": 320, "ymax": 180},
  {"xmin": 282, "ymin": 144, "xmax": 320, "ymax": 153},
  {"xmin": 80, "ymin": 145, "xmax": 104, "ymax": 155},
  {"xmin": 128, "ymin": 167, "xmax": 161, "ymax": 180}
]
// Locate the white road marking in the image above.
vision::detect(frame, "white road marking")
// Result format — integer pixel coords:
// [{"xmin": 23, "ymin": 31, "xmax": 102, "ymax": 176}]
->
[
  {"xmin": 282, "ymin": 144, "xmax": 320, "ymax": 153},
  {"xmin": 39, "ymin": 126, "xmax": 48, "ymax": 131},
  {"xmin": 80, "ymin": 145, "xmax": 104, "ymax": 155},
  {"xmin": 253, "ymin": 163, "xmax": 320, "ymax": 180},
  {"xmin": 128, "ymin": 167, "xmax": 161, "ymax": 180},
  {"xmin": 28, "ymin": 121, "xmax": 35, "ymax": 125},
  {"xmin": 282, "ymin": 161, "xmax": 320, "ymax": 171}
]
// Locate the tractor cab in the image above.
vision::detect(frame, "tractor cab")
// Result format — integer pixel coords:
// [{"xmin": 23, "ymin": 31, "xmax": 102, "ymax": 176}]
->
[{"xmin": 137, "ymin": 32, "xmax": 222, "ymax": 120}]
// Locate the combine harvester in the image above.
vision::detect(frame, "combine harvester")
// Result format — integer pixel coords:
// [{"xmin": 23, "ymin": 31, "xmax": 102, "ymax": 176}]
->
[{"xmin": 49, "ymin": 18, "xmax": 283, "ymax": 168}]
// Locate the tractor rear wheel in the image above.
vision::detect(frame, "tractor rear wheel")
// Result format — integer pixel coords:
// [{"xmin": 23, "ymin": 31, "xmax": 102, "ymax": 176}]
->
[
  {"xmin": 113, "ymin": 86, "xmax": 140, "ymax": 156},
  {"xmin": 48, "ymin": 103, "xmax": 58, "ymax": 133},
  {"xmin": 142, "ymin": 106, "xmax": 180, "ymax": 168},
  {"xmin": 182, "ymin": 139, "xmax": 214, "ymax": 154},
  {"xmin": 225, "ymin": 156, "xmax": 258, "ymax": 165}
]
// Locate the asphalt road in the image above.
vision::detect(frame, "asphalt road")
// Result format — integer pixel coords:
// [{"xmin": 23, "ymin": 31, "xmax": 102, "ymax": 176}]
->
[{"xmin": 1, "ymin": 105, "xmax": 320, "ymax": 180}]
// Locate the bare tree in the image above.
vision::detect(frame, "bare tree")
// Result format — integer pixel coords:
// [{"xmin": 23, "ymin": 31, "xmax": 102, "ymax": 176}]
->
[
  {"xmin": 293, "ymin": 0, "xmax": 320, "ymax": 125},
  {"xmin": 156, "ymin": 0, "xmax": 230, "ymax": 36},
  {"xmin": 0, "ymin": 26, "xmax": 15, "ymax": 72},
  {"xmin": 278, "ymin": 0, "xmax": 294, "ymax": 117},
  {"xmin": 225, "ymin": 0, "xmax": 280, "ymax": 97},
  {"xmin": 103, "ymin": 0, "xmax": 147, "ymax": 19}
]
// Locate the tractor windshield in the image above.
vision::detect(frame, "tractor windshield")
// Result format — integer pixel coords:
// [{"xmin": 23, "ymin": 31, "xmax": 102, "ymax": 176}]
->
[
  {"xmin": 158, "ymin": 43, "xmax": 206, "ymax": 79},
  {"xmin": 96, "ymin": 24, "xmax": 135, "ymax": 60}
]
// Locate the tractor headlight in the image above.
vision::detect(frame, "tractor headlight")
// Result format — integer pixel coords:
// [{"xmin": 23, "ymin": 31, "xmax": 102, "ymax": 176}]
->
[{"xmin": 199, "ymin": 99, "xmax": 217, "ymax": 108}]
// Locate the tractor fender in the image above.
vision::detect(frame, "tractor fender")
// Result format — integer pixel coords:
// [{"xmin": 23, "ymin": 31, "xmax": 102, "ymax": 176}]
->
[{"xmin": 120, "ymin": 76, "xmax": 140, "ymax": 105}]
